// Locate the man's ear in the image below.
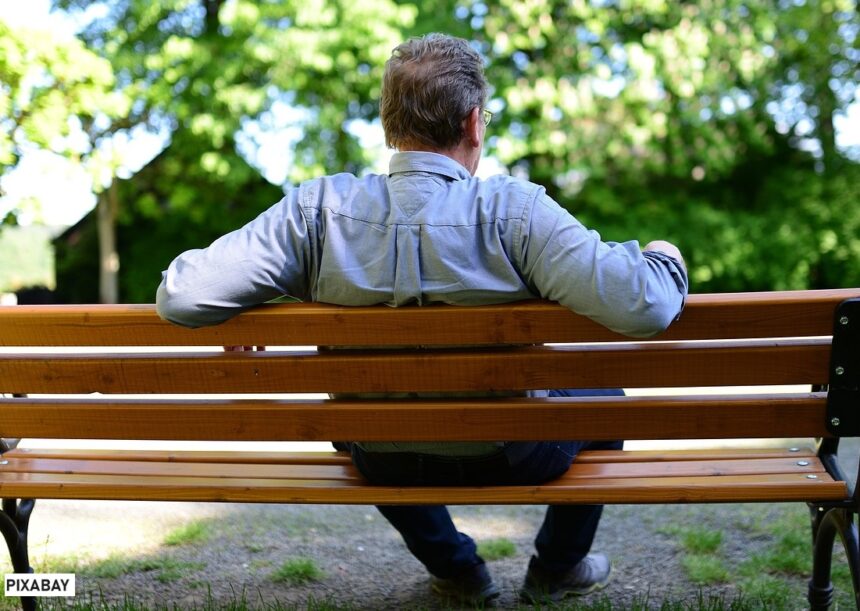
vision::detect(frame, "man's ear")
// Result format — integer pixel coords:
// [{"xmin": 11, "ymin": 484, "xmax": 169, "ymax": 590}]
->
[{"xmin": 464, "ymin": 107, "xmax": 482, "ymax": 148}]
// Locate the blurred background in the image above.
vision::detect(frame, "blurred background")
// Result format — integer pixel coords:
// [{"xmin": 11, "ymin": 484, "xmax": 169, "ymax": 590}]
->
[{"xmin": 0, "ymin": 0, "xmax": 857, "ymax": 304}]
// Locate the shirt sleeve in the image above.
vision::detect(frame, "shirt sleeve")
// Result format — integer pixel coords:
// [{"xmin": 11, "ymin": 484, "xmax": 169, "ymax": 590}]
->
[
  {"xmin": 155, "ymin": 192, "xmax": 311, "ymax": 328},
  {"xmin": 518, "ymin": 191, "xmax": 689, "ymax": 338}
]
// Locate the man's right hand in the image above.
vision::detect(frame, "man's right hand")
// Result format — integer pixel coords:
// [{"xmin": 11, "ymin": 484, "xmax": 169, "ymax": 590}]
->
[{"xmin": 644, "ymin": 240, "xmax": 686, "ymax": 272}]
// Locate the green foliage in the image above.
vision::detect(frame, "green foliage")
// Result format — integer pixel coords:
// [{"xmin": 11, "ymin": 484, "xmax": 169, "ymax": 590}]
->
[
  {"xmin": 472, "ymin": 0, "xmax": 859, "ymax": 292},
  {"xmin": 48, "ymin": 0, "xmax": 416, "ymax": 301},
  {"xmin": 27, "ymin": 0, "xmax": 860, "ymax": 298},
  {"xmin": 0, "ymin": 16, "xmax": 126, "ymax": 225}
]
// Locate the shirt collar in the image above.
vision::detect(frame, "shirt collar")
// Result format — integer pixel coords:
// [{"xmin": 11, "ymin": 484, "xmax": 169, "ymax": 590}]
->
[{"xmin": 389, "ymin": 151, "xmax": 471, "ymax": 181}]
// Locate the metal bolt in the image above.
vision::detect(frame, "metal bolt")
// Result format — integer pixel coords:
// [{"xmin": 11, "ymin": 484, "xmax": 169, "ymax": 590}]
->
[
  {"xmin": 807, "ymin": 474, "xmax": 819, "ymax": 479},
  {"xmin": 835, "ymin": 366, "xmax": 845, "ymax": 376},
  {"xmin": 797, "ymin": 460, "xmax": 810, "ymax": 466},
  {"xmin": 789, "ymin": 447, "xmax": 800, "ymax": 452},
  {"xmin": 831, "ymin": 417, "xmax": 841, "ymax": 427},
  {"xmin": 0, "ymin": 460, "xmax": 7, "ymax": 465},
  {"xmin": 840, "ymin": 315, "xmax": 849, "ymax": 325}
]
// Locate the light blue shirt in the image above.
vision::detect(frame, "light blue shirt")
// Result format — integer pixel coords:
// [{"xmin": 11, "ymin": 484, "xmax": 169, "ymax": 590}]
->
[{"xmin": 157, "ymin": 151, "xmax": 688, "ymax": 336}]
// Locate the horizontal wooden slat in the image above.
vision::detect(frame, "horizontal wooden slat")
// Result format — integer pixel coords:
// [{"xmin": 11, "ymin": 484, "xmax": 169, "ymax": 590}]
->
[
  {"xmin": 0, "ymin": 448, "xmax": 845, "ymax": 505},
  {"xmin": 0, "ymin": 458, "xmax": 357, "ymax": 480},
  {"xmin": 0, "ymin": 289, "xmax": 857, "ymax": 347},
  {"xmin": 575, "ymin": 447, "xmax": 820, "ymax": 463},
  {"xmin": 6, "ymin": 447, "xmax": 822, "ymax": 465},
  {"xmin": 0, "ymin": 394, "xmax": 830, "ymax": 440},
  {"xmin": 0, "ymin": 339, "xmax": 831, "ymax": 394},
  {"xmin": 0, "ymin": 470, "xmax": 846, "ymax": 504},
  {"xmin": 0, "ymin": 455, "xmax": 826, "ymax": 481},
  {"xmin": 3, "ymin": 448, "xmax": 352, "ymax": 465}
]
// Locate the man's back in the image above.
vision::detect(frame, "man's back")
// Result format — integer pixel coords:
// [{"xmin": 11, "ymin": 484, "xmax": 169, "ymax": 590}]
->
[{"xmin": 308, "ymin": 151, "xmax": 538, "ymax": 307}]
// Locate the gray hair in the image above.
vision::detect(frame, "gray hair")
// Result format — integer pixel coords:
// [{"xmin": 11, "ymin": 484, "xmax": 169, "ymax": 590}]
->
[{"xmin": 380, "ymin": 33, "xmax": 488, "ymax": 150}]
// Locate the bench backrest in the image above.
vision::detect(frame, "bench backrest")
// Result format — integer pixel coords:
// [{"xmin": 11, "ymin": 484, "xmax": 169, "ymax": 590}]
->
[{"xmin": 1, "ymin": 289, "xmax": 858, "ymax": 444}]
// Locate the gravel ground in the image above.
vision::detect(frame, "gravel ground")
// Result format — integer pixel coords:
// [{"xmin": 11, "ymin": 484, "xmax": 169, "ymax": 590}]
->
[{"xmin": 4, "ymin": 438, "xmax": 858, "ymax": 610}]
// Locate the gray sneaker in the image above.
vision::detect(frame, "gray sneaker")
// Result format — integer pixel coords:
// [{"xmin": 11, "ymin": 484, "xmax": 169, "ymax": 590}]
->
[
  {"xmin": 519, "ymin": 553, "xmax": 612, "ymax": 603},
  {"xmin": 431, "ymin": 563, "xmax": 501, "ymax": 607}
]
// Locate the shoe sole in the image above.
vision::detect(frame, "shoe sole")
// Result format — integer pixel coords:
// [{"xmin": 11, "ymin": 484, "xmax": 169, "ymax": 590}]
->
[
  {"xmin": 518, "ymin": 564, "xmax": 612, "ymax": 604},
  {"xmin": 431, "ymin": 582, "xmax": 501, "ymax": 607}
]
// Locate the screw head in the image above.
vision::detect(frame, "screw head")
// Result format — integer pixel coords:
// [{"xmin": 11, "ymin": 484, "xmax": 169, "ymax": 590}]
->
[
  {"xmin": 797, "ymin": 460, "xmax": 810, "ymax": 466},
  {"xmin": 835, "ymin": 366, "xmax": 845, "ymax": 376},
  {"xmin": 0, "ymin": 460, "xmax": 7, "ymax": 465},
  {"xmin": 831, "ymin": 417, "xmax": 841, "ymax": 427},
  {"xmin": 807, "ymin": 474, "xmax": 819, "ymax": 479},
  {"xmin": 789, "ymin": 447, "xmax": 800, "ymax": 452},
  {"xmin": 840, "ymin": 315, "xmax": 850, "ymax": 325}
]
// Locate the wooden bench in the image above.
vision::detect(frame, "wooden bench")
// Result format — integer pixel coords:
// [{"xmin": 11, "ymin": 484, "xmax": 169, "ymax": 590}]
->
[{"xmin": 1, "ymin": 288, "xmax": 859, "ymax": 610}]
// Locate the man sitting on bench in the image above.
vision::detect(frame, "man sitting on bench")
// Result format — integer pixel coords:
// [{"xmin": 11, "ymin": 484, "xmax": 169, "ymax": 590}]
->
[{"xmin": 156, "ymin": 33, "xmax": 688, "ymax": 606}]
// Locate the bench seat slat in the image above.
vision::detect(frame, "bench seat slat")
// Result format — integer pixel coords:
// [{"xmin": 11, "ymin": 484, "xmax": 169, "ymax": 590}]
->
[
  {"xmin": 4, "ymin": 449, "xmax": 354, "ymax": 465},
  {"xmin": 6, "ymin": 447, "xmax": 821, "ymax": 465},
  {"xmin": 1, "ymin": 289, "xmax": 857, "ymax": 346},
  {"xmin": 0, "ymin": 394, "xmax": 829, "ymax": 440},
  {"xmin": 0, "ymin": 455, "xmax": 828, "ymax": 482},
  {"xmin": 0, "ymin": 470, "xmax": 846, "ymax": 504},
  {"xmin": 575, "ymin": 448, "xmax": 820, "ymax": 463},
  {"xmin": 1, "ymin": 458, "xmax": 359, "ymax": 481}
]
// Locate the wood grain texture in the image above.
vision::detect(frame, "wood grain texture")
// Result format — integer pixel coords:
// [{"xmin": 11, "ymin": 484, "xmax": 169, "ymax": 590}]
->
[
  {"xmin": 3, "ymin": 448, "xmax": 353, "ymax": 465},
  {"xmin": 0, "ymin": 456, "xmax": 826, "ymax": 480},
  {"xmin": 0, "ymin": 290, "xmax": 854, "ymax": 510},
  {"xmin": 0, "ymin": 393, "xmax": 829, "ymax": 441},
  {"xmin": 0, "ymin": 447, "xmax": 846, "ymax": 504},
  {"xmin": 0, "ymin": 471, "xmax": 846, "ymax": 504},
  {"xmin": 1, "ymin": 289, "xmax": 857, "ymax": 347},
  {"xmin": 0, "ymin": 339, "xmax": 831, "ymax": 394}
]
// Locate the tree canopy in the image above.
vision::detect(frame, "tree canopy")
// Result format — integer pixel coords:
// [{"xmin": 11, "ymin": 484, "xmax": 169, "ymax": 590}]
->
[
  {"xmin": 2, "ymin": 0, "xmax": 858, "ymax": 301},
  {"xmin": 0, "ymin": 14, "xmax": 126, "ymax": 223}
]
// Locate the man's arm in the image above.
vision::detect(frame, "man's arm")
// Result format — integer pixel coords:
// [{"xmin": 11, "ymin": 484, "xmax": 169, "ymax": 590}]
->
[
  {"xmin": 156, "ymin": 193, "xmax": 311, "ymax": 328},
  {"xmin": 519, "ymin": 194, "xmax": 689, "ymax": 338}
]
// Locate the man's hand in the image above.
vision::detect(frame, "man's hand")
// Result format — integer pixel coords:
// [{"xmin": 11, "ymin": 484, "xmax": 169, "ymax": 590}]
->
[
  {"xmin": 644, "ymin": 240, "xmax": 686, "ymax": 272},
  {"xmin": 224, "ymin": 346, "xmax": 266, "ymax": 352}
]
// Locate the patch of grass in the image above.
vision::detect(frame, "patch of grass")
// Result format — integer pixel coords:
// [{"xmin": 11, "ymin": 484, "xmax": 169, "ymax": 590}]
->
[
  {"xmin": 34, "ymin": 552, "xmax": 84, "ymax": 573},
  {"xmin": 20, "ymin": 592, "xmax": 359, "ymax": 610},
  {"xmin": 737, "ymin": 574, "xmax": 793, "ymax": 609},
  {"xmin": 740, "ymin": 524, "xmax": 810, "ymax": 577},
  {"xmin": 164, "ymin": 520, "xmax": 212, "ymax": 546},
  {"xmin": 84, "ymin": 553, "xmax": 204, "ymax": 582},
  {"xmin": 3, "ymin": 589, "xmax": 812, "ymax": 610},
  {"xmin": 271, "ymin": 557, "xmax": 325, "ymax": 585},
  {"xmin": 681, "ymin": 554, "xmax": 730, "ymax": 584},
  {"xmin": 680, "ymin": 528, "xmax": 723, "ymax": 554},
  {"xmin": 88, "ymin": 553, "xmax": 139, "ymax": 578},
  {"xmin": 477, "ymin": 537, "xmax": 517, "ymax": 561}
]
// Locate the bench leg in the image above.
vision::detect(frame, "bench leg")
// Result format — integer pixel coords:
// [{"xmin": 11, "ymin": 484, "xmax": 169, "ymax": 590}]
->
[
  {"xmin": 0, "ymin": 498, "xmax": 37, "ymax": 611},
  {"xmin": 808, "ymin": 505, "xmax": 860, "ymax": 611}
]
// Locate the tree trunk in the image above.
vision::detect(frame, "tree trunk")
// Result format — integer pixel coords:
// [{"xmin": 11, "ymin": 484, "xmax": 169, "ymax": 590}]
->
[{"xmin": 97, "ymin": 180, "xmax": 119, "ymax": 304}]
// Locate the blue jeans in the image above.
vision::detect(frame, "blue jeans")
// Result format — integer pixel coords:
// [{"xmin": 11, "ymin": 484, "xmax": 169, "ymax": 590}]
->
[{"xmin": 349, "ymin": 388, "xmax": 624, "ymax": 578}]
